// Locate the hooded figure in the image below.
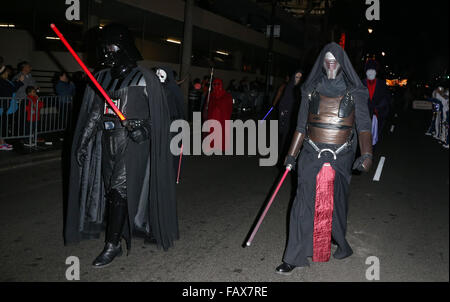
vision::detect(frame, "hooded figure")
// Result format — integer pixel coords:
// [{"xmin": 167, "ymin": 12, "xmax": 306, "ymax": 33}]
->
[
  {"xmin": 206, "ymin": 78, "xmax": 233, "ymax": 151},
  {"xmin": 276, "ymin": 43, "xmax": 373, "ymax": 275},
  {"xmin": 64, "ymin": 24, "xmax": 178, "ymax": 268},
  {"xmin": 277, "ymin": 69, "xmax": 303, "ymax": 160},
  {"xmin": 154, "ymin": 66, "xmax": 186, "ymax": 178},
  {"xmin": 363, "ymin": 60, "xmax": 391, "ymax": 145}
]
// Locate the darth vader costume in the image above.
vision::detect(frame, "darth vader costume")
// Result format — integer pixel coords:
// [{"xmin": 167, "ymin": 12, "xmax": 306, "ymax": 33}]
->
[
  {"xmin": 276, "ymin": 43, "xmax": 373, "ymax": 275},
  {"xmin": 154, "ymin": 66, "xmax": 186, "ymax": 178},
  {"xmin": 64, "ymin": 24, "xmax": 178, "ymax": 268}
]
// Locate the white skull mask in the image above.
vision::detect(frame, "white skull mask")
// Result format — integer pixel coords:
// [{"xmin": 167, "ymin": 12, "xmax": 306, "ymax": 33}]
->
[
  {"xmin": 323, "ymin": 52, "xmax": 341, "ymax": 80},
  {"xmin": 366, "ymin": 69, "xmax": 377, "ymax": 81},
  {"xmin": 156, "ymin": 68, "xmax": 167, "ymax": 83}
]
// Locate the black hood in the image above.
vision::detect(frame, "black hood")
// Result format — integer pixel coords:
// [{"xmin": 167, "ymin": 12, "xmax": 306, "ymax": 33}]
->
[
  {"xmin": 155, "ymin": 66, "xmax": 186, "ymax": 120},
  {"xmin": 302, "ymin": 42, "xmax": 368, "ymax": 100}
]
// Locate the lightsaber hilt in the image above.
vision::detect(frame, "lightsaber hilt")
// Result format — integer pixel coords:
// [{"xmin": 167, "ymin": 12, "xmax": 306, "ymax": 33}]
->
[
  {"xmin": 50, "ymin": 23, "xmax": 126, "ymax": 121},
  {"xmin": 246, "ymin": 166, "xmax": 292, "ymax": 247}
]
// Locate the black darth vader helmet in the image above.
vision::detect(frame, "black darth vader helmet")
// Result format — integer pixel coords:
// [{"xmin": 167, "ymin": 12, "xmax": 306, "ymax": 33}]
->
[{"xmin": 98, "ymin": 23, "xmax": 143, "ymax": 78}]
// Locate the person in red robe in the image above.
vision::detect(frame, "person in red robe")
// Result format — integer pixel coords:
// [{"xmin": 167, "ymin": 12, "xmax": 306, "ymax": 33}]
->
[{"xmin": 206, "ymin": 78, "xmax": 233, "ymax": 152}]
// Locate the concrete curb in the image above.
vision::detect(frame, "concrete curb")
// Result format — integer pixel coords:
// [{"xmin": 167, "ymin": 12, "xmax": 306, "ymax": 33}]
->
[{"xmin": 0, "ymin": 149, "xmax": 62, "ymax": 172}]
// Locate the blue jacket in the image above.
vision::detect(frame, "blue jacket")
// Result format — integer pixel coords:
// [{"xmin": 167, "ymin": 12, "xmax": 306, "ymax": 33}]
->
[{"xmin": 55, "ymin": 81, "xmax": 76, "ymax": 97}]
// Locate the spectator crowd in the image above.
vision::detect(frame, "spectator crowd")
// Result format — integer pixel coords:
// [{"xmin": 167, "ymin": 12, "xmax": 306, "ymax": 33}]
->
[{"xmin": 0, "ymin": 56, "xmax": 79, "ymax": 151}]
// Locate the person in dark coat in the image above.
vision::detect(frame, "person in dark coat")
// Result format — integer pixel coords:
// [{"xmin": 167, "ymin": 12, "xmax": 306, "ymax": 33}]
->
[
  {"xmin": 276, "ymin": 69, "xmax": 303, "ymax": 161},
  {"xmin": 275, "ymin": 43, "xmax": 373, "ymax": 275},
  {"xmin": 0, "ymin": 65, "xmax": 24, "ymax": 98},
  {"xmin": 154, "ymin": 66, "xmax": 186, "ymax": 180},
  {"xmin": 0, "ymin": 64, "xmax": 24, "ymax": 150},
  {"xmin": 363, "ymin": 60, "xmax": 391, "ymax": 145}
]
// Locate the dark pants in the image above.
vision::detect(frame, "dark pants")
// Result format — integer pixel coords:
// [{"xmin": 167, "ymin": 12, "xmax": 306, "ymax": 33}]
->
[
  {"xmin": 283, "ymin": 142, "xmax": 354, "ymax": 267},
  {"xmin": 101, "ymin": 127, "xmax": 129, "ymax": 246},
  {"xmin": 101, "ymin": 127, "xmax": 129, "ymax": 199}
]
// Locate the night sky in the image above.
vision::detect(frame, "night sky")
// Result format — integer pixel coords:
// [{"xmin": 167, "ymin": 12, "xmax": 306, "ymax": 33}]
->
[{"xmin": 330, "ymin": 0, "xmax": 449, "ymax": 81}]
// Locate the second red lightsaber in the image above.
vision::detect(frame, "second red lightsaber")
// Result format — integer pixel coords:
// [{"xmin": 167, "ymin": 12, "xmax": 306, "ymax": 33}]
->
[
  {"xmin": 176, "ymin": 144, "xmax": 183, "ymax": 184},
  {"xmin": 50, "ymin": 23, "xmax": 126, "ymax": 121},
  {"xmin": 246, "ymin": 167, "xmax": 292, "ymax": 246}
]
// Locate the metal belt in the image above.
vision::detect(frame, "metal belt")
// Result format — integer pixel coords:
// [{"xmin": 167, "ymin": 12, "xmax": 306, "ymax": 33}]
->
[
  {"xmin": 306, "ymin": 138, "xmax": 352, "ymax": 160},
  {"xmin": 103, "ymin": 118, "xmax": 150, "ymax": 131}
]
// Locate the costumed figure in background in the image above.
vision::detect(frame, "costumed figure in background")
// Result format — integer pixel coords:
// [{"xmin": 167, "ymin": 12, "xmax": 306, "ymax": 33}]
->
[
  {"xmin": 276, "ymin": 70, "xmax": 303, "ymax": 161},
  {"xmin": 206, "ymin": 78, "xmax": 233, "ymax": 152},
  {"xmin": 154, "ymin": 66, "xmax": 187, "ymax": 178},
  {"xmin": 275, "ymin": 43, "xmax": 373, "ymax": 275},
  {"xmin": 427, "ymin": 86, "xmax": 449, "ymax": 148},
  {"xmin": 65, "ymin": 24, "xmax": 178, "ymax": 268},
  {"xmin": 443, "ymin": 88, "xmax": 449, "ymax": 149},
  {"xmin": 363, "ymin": 60, "xmax": 391, "ymax": 146},
  {"xmin": 188, "ymin": 78, "xmax": 203, "ymax": 122}
]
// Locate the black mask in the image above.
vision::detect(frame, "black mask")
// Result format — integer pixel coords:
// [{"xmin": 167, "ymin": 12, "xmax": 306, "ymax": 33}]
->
[{"xmin": 98, "ymin": 24, "xmax": 143, "ymax": 79}]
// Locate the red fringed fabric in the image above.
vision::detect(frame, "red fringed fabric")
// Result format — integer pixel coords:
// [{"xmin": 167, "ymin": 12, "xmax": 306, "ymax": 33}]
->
[{"xmin": 312, "ymin": 163, "xmax": 336, "ymax": 262}]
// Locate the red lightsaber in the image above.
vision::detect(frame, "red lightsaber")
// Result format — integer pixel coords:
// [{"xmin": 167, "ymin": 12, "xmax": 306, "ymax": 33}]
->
[
  {"xmin": 246, "ymin": 167, "xmax": 292, "ymax": 246},
  {"xmin": 176, "ymin": 144, "xmax": 183, "ymax": 184},
  {"xmin": 50, "ymin": 23, "xmax": 126, "ymax": 121}
]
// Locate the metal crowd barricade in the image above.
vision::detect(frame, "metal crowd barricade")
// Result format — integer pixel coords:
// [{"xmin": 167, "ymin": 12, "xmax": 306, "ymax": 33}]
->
[{"xmin": 0, "ymin": 95, "xmax": 73, "ymax": 147}]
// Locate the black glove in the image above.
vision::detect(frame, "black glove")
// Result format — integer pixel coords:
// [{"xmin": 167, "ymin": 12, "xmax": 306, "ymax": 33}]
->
[
  {"xmin": 284, "ymin": 155, "xmax": 297, "ymax": 171},
  {"xmin": 352, "ymin": 154, "xmax": 373, "ymax": 172},
  {"xmin": 130, "ymin": 127, "xmax": 150, "ymax": 144},
  {"xmin": 124, "ymin": 119, "xmax": 151, "ymax": 144}
]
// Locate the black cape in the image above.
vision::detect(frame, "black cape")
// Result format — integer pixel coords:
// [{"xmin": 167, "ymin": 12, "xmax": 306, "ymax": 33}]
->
[
  {"xmin": 64, "ymin": 66, "xmax": 178, "ymax": 251},
  {"xmin": 157, "ymin": 66, "xmax": 186, "ymax": 121},
  {"xmin": 156, "ymin": 66, "xmax": 186, "ymax": 178},
  {"xmin": 278, "ymin": 69, "xmax": 303, "ymax": 157}
]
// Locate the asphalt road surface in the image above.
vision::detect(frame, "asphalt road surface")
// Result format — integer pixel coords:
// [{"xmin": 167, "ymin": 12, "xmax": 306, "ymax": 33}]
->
[{"xmin": 0, "ymin": 112, "xmax": 448, "ymax": 282}]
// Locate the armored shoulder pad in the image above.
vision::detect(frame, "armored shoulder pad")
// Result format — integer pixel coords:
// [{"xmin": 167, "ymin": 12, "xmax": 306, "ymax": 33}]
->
[
  {"xmin": 338, "ymin": 91, "xmax": 355, "ymax": 118},
  {"xmin": 309, "ymin": 90, "xmax": 320, "ymax": 115}
]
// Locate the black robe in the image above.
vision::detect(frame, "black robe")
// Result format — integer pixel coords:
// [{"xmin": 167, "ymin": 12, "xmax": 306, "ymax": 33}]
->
[
  {"xmin": 278, "ymin": 70, "xmax": 302, "ymax": 160},
  {"xmin": 64, "ymin": 66, "xmax": 178, "ymax": 251},
  {"xmin": 283, "ymin": 43, "xmax": 371, "ymax": 267},
  {"xmin": 363, "ymin": 78, "xmax": 391, "ymax": 140},
  {"xmin": 155, "ymin": 66, "xmax": 186, "ymax": 179}
]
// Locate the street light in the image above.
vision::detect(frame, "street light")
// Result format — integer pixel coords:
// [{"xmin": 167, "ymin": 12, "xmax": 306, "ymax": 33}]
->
[
  {"xmin": 381, "ymin": 52, "xmax": 386, "ymax": 56},
  {"xmin": 368, "ymin": 28, "xmax": 373, "ymax": 34},
  {"xmin": 166, "ymin": 38, "xmax": 182, "ymax": 45},
  {"xmin": 215, "ymin": 50, "xmax": 230, "ymax": 56}
]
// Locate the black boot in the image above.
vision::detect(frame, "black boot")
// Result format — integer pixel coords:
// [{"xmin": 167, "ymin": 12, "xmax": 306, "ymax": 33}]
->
[
  {"xmin": 275, "ymin": 262, "xmax": 297, "ymax": 275},
  {"xmin": 144, "ymin": 230, "xmax": 157, "ymax": 245},
  {"xmin": 92, "ymin": 190, "xmax": 128, "ymax": 268},
  {"xmin": 92, "ymin": 242, "xmax": 123, "ymax": 268}
]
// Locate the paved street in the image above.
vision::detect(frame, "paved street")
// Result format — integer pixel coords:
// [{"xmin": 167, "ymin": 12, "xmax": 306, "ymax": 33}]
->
[{"xmin": 0, "ymin": 112, "xmax": 448, "ymax": 282}]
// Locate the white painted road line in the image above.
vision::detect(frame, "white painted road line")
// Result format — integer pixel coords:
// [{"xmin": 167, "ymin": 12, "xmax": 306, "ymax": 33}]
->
[{"xmin": 373, "ymin": 156, "xmax": 386, "ymax": 182}]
